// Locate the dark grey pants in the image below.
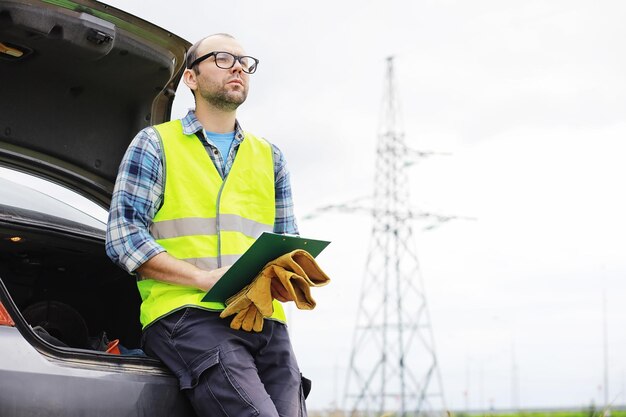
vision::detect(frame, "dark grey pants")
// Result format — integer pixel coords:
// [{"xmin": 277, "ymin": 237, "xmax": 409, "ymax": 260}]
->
[{"xmin": 142, "ymin": 307, "xmax": 307, "ymax": 417}]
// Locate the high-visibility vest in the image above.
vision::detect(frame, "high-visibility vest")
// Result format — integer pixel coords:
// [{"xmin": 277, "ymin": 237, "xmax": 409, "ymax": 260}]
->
[{"xmin": 136, "ymin": 120, "xmax": 286, "ymax": 329}]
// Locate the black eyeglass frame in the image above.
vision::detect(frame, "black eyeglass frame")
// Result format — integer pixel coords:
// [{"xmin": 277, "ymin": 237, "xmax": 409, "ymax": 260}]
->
[{"xmin": 187, "ymin": 51, "xmax": 260, "ymax": 73}]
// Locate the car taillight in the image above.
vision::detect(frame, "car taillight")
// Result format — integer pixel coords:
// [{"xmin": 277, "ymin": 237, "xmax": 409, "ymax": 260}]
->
[{"xmin": 0, "ymin": 302, "xmax": 15, "ymax": 326}]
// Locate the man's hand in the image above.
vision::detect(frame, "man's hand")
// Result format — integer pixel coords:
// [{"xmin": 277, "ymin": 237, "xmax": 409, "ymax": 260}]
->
[
  {"xmin": 194, "ymin": 265, "xmax": 231, "ymax": 292},
  {"xmin": 137, "ymin": 252, "xmax": 231, "ymax": 292}
]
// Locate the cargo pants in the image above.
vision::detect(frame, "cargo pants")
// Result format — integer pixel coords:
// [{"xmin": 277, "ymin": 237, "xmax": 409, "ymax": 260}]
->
[{"xmin": 142, "ymin": 307, "xmax": 308, "ymax": 417}]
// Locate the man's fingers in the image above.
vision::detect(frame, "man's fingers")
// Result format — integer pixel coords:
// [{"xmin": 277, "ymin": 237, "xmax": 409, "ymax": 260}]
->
[{"xmin": 214, "ymin": 265, "xmax": 231, "ymax": 280}]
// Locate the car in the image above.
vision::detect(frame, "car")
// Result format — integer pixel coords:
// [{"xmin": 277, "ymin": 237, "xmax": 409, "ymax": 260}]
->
[{"xmin": 0, "ymin": 0, "xmax": 197, "ymax": 415}]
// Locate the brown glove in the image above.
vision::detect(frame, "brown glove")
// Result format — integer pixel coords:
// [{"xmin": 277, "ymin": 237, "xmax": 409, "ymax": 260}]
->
[
  {"xmin": 245, "ymin": 268, "xmax": 275, "ymax": 316},
  {"xmin": 229, "ymin": 302, "xmax": 264, "ymax": 332},
  {"xmin": 220, "ymin": 272, "xmax": 272, "ymax": 332},
  {"xmin": 271, "ymin": 249, "xmax": 331, "ymax": 287},
  {"xmin": 220, "ymin": 249, "xmax": 330, "ymax": 332},
  {"xmin": 265, "ymin": 250, "xmax": 331, "ymax": 310},
  {"xmin": 219, "ymin": 279, "xmax": 263, "ymax": 332},
  {"xmin": 246, "ymin": 250, "xmax": 330, "ymax": 316},
  {"xmin": 220, "ymin": 285, "xmax": 251, "ymax": 319}
]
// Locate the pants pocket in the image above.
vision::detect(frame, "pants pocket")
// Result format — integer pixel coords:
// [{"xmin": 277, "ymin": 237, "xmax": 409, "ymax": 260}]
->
[{"xmin": 186, "ymin": 347, "xmax": 260, "ymax": 417}]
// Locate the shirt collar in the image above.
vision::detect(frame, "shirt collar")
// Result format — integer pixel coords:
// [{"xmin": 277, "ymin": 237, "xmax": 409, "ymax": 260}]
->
[{"xmin": 181, "ymin": 109, "xmax": 245, "ymax": 143}]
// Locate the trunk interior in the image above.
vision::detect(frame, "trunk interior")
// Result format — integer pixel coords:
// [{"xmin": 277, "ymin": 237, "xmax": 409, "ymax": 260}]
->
[{"xmin": 0, "ymin": 221, "xmax": 143, "ymax": 352}]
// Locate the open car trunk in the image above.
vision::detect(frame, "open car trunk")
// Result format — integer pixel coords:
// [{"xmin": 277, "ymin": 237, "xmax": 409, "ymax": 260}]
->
[
  {"xmin": 0, "ymin": 0, "xmax": 188, "ymax": 205},
  {"xmin": 0, "ymin": 200, "xmax": 196, "ymax": 416},
  {"xmin": 0, "ymin": 0, "xmax": 188, "ymax": 362},
  {"xmin": 0, "ymin": 2, "xmax": 199, "ymax": 415},
  {"xmin": 0, "ymin": 211, "xmax": 145, "ymax": 355}
]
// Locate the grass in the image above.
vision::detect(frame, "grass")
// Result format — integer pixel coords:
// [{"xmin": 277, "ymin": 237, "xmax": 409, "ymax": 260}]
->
[
  {"xmin": 308, "ymin": 408, "xmax": 626, "ymax": 417},
  {"xmin": 458, "ymin": 409, "xmax": 626, "ymax": 417}
]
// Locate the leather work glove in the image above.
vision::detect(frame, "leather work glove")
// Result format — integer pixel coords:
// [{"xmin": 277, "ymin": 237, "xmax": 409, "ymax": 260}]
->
[
  {"xmin": 219, "ymin": 274, "xmax": 270, "ymax": 332},
  {"xmin": 243, "ymin": 269, "xmax": 275, "ymax": 317},
  {"xmin": 264, "ymin": 250, "xmax": 331, "ymax": 310},
  {"xmin": 220, "ymin": 249, "xmax": 330, "ymax": 332},
  {"xmin": 219, "ymin": 286, "xmax": 252, "ymax": 319},
  {"xmin": 229, "ymin": 302, "xmax": 264, "ymax": 332},
  {"xmin": 271, "ymin": 250, "xmax": 331, "ymax": 288}
]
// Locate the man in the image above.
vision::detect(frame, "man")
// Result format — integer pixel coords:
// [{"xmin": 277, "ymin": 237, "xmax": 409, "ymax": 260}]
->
[{"xmin": 106, "ymin": 33, "xmax": 306, "ymax": 417}]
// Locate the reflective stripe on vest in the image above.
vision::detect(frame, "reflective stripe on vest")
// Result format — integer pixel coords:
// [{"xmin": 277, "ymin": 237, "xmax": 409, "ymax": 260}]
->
[
  {"xmin": 137, "ymin": 119, "xmax": 286, "ymax": 328},
  {"xmin": 150, "ymin": 214, "xmax": 271, "ymax": 240}
]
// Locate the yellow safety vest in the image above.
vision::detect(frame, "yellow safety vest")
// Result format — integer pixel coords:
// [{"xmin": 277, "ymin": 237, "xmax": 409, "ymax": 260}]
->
[{"xmin": 136, "ymin": 120, "xmax": 286, "ymax": 328}]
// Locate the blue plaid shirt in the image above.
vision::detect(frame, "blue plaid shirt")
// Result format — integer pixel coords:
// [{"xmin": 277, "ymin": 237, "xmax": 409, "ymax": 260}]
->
[{"xmin": 106, "ymin": 110, "xmax": 299, "ymax": 273}]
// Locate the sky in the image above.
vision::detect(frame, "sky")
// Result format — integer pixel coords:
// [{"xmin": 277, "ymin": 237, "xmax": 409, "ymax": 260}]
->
[{"xmin": 32, "ymin": 0, "xmax": 626, "ymax": 413}]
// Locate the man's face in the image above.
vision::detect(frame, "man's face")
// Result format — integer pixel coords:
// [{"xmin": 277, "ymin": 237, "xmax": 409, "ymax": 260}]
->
[{"xmin": 187, "ymin": 36, "xmax": 250, "ymax": 111}]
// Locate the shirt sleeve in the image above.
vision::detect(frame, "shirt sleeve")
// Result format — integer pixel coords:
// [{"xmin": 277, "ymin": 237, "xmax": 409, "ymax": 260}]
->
[
  {"xmin": 272, "ymin": 144, "xmax": 299, "ymax": 235},
  {"xmin": 105, "ymin": 127, "xmax": 166, "ymax": 273}
]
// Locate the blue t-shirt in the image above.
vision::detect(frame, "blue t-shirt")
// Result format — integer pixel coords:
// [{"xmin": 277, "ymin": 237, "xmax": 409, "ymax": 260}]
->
[{"xmin": 204, "ymin": 130, "xmax": 235, "ymax": 160}]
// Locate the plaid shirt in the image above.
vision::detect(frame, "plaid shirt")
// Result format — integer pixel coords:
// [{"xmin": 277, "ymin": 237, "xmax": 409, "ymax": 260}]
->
[{"xmin": 105, "ymin": 110, "xmax": 299, "ymax": 273}]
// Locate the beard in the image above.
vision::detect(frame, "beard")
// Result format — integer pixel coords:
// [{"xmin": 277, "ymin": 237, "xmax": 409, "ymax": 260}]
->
[{"xmin": 198, "ymin": 81, "xmax": 248, "ymax": 112}]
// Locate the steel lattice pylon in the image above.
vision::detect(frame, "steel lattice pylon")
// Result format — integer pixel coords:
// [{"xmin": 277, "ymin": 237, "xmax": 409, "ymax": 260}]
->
[{"xmin": 342, "ymin": 57, "xmax": 446, "ymax": 417}]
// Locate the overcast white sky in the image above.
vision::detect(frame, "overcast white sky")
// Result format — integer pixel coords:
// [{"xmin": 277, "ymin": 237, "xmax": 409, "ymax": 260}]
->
[{"xmin": 98, "ymin": 0, "xmax": 626, "ymax": 412}]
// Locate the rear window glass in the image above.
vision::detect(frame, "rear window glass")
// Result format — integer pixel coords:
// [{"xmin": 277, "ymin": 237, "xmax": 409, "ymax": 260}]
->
[{"xmin": 0, "ymin": 168, "xmax": 107, "ymax": 231}]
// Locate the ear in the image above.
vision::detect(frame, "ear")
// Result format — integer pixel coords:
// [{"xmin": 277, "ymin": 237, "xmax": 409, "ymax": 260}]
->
[{"xmin": 182, "ymin": 68, "xmax": 198, "ymax": 92}]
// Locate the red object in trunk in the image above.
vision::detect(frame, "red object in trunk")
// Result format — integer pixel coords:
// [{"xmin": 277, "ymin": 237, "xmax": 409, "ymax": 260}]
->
[{"xmin": 0, "ymin": 302, "xmax": 15, "ymax": 327}]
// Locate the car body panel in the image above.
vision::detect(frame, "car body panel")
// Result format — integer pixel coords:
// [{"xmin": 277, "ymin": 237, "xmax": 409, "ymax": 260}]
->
[
  {"xmin": 0, "ymin": 327, "xmax": 194, "ymax": 417},
  {"xmin": 0, "ymin": 256, "xmax": 196, "ymax": 416}
]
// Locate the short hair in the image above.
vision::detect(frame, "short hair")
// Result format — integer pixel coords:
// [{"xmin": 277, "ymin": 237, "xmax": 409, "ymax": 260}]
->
[{"xmin": 186, "ymin": 33, "xmax": 236, "ymax": 74}]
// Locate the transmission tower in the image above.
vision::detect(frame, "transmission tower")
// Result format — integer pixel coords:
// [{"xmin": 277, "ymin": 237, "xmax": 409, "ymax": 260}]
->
[{"xmin": 342, "ymin": 57, "xmax": 446, "ymax": 417}]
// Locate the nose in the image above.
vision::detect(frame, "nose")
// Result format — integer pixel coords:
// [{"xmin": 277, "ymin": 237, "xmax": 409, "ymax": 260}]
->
[{"xmin": 231, "ymin": 58, "xmax": 244, "ymax": 73}]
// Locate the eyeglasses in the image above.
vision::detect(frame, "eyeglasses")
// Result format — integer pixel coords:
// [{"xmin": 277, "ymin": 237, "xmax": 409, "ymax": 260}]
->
[{"xmin": 187, "ymin": 51, "xmax": 259, "ymax": 74}]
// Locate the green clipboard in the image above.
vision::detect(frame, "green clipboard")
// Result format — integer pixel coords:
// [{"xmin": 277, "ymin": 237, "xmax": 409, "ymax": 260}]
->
[{"xmin": 202, "ymin": 232, "xmax": 331, "ymax": 303}]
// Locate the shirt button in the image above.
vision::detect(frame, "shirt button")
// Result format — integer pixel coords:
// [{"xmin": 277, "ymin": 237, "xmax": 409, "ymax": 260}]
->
[{"xmin": 213, "ymin": 149, "xmax": 219, "ymax": 155}]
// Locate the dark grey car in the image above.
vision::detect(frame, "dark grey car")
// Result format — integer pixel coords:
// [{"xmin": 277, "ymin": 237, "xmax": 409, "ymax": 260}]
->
[{"xmin": 0, "ymin": 0, "xmax": 197, "ymax": 415}]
